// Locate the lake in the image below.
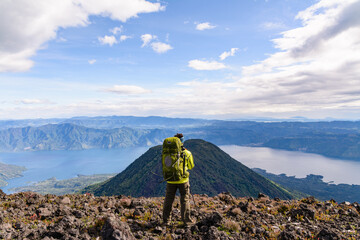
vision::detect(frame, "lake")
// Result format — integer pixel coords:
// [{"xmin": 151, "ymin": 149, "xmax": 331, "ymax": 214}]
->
[
  {"xmin": 220, "ymin": 145, "xmax": 360, "ymax": 185},
  {"xmin": 2, "ymin": 145, "xmax": 360, "ymax": 194},
  {"xmin": 0, "ymin": 147, "xmax": 148, "ymax": 193}
]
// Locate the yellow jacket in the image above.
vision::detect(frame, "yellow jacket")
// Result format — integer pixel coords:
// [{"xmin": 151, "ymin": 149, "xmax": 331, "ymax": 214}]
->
[{"xmin": 167, "ymin": 149, "xmax": 194, "ymax": 184}]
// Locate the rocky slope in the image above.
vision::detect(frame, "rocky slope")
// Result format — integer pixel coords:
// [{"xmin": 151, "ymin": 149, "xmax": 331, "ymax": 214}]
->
[{"xmin": 0, "ymin": 190, "xmax": 359, "ymax": 240}]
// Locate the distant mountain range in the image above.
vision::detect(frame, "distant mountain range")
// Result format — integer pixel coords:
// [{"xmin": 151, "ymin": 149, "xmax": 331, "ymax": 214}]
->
[
  {"xmin": 0, "ymin": 116, "xmax": 214, "ymax": 130},
  {"xmin": 1, "ymin": 116, "xmax": 360, "ymax": 160},
  {"xmin": 82, "ymin": 139, "xmax": 294, "ymax": 199},
  {"xmin": 0, "ymin": 123, "xmax": 172, "ymax": 151}
]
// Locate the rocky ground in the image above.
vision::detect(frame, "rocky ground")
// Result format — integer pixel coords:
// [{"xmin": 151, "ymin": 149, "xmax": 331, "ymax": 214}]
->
[{"xmin": 0, "ymin": 190, "xmax": 359, "ymax": 240}]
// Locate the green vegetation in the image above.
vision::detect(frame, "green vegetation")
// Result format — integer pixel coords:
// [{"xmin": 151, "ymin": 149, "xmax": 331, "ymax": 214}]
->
[
  {"xmin": 253, "ymin": 168, "xmax": 360, "ymax": 202},
  {"xmin": 0, "ymin": 162, "xmax": 26, "ymax": 187},
  {"xmin": 82, "ymin": 139, "xmax": 295, "ymax": 199},
  {"xmin": 9, "ymin": 174, "xmax": 115, "ymax": 195}
]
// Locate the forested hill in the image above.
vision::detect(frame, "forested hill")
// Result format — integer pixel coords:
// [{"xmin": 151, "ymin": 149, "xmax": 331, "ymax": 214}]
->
[{"xmin": 82, "ymin": 139, "xmax": 294, "ymax": 199}]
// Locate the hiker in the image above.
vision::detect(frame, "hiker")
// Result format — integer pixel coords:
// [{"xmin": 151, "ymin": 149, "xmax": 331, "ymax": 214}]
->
[{"xmin": 162, "ymin": 133, "xmax": 195, "ymax": 226}]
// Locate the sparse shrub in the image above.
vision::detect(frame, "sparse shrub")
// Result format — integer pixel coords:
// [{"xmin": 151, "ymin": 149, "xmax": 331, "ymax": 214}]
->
[
  {"xmin": 142, "ymin": 211, "xmax": 152, "ymax": 221},
  {"xmin": 300, "ymin": 196, "xmax": 317, "ymax": 204},
  {"xmin": 277, "ymin": 205, "xmax": 289, "ymax": 215},
  {"xmin": 295, "ymin": 214, "xmax": 304, "ymax": 221},
  {"xmin": 90, "ymin": 217, "xmax": 106, "ymax": 233},
  {"xmin": 231, "ymin": 207, "xmax": 242, "ymax": 216},
  {"xmin": 222, "ymin": 219, "xmax": 241, "ymax": 232}
]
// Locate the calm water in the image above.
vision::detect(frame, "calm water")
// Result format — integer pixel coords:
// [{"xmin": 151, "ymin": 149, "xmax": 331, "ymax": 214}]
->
[
  {"xmin": 0, "ymin": 147, "xmax": 147, "ymax": 193},
  {"xmin": 220, "ymin": 145, "xmax": 360, "ymax": 185},
  {"xmin": 2, "ymin": 145, "xmax": 360, "ymax": 194}
]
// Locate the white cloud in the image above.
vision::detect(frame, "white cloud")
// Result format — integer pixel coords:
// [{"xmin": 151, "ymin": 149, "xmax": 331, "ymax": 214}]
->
[
  {"xmin": 88, "ymin": 59, "xmax": 96, "ymax": 64},
  {"xmin": 0, "ymin": 0, "xmax": 165, "ymax": 72},
  {"xmin": 110, "ymin": 26, "xmax": 123, "ymax": 35},
  {"xmin": 140, "ymin": 34, "xmax": 171, "ymax": 53},
  {"xmin": 103, "ymin": 85, "xmax": 151, "ymax": 95},
  {"xmin": 141, "ymin": 34, "xmax": 156, "ymax": 47},
  {"xmin": 219, "ymin": 48, "xmax": 238, "ymax": 61},
  {"xmin": 150, "ymin": 42, "xmax": 173, "ymax": 54},
  {"xmin": 98, "ymin": 35, "xmax": 118, "ymax": 46},
  {"xmin": 18, "ymin": 99, "xmax": 53, "ymax": 105},
  {"xmin": 188, "ymin": 59, "xmax": 227, "ymax": 70},
  {"xmin": 120, "ymin": 35, "xmax": 132, "ymax": 41},
  {"xmin": 195, "ymin": 22, "xmax": 216, "ymax": 31}
]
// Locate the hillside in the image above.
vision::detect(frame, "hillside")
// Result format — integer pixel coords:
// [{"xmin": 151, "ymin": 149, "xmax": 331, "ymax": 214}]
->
[
  {"xmin": 0, "ymin": 191, "xmax": 359, "ymax": 239},
  {"xmin": 83, "ymin": 139, "xmax": 293, "ymax": 199},
  {"xmin": 0, "ymin": 123, "xmax": 171, "ymax": 151},
  {"xmin": 253, "ymin": 168, "xmax": 360, "ymax": 203},
  {"xmin": 9, "ymin": 174, "xmax": 115, "ymax": 195},
  {"xmin": 262, "ymin": 133, "xmax": 360, "ymax": 160},
  {"xmin": 0, "ymin": 162, "xmax": 26, "ymax": 187}
]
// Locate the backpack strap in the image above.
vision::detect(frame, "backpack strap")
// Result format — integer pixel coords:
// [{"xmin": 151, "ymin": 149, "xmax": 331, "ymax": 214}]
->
[{"xmin": 182, "ymin": 151, "xmax": 186, "ymax": 178}]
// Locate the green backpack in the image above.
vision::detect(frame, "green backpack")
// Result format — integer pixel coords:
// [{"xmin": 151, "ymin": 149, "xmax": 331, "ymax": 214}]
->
[{"xmin": 162, "ymin": 137, "xmax": 187, "ymax": 181}]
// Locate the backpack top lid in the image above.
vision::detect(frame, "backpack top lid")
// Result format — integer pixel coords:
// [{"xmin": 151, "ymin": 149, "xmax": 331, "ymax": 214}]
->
[{"xmin": 162, "ymin": 137, "xmax": 182, "ymax": 154}]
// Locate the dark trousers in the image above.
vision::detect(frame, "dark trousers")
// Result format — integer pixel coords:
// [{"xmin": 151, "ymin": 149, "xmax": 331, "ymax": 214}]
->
[{"xmin": 163, "ymin": 181, "xmax": 192, "ymax": 223}]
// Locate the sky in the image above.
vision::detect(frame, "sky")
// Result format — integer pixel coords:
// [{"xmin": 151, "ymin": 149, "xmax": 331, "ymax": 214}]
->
[{"xmin": 1, "ymin": 0, "xmax": 360, "ymax": 120}]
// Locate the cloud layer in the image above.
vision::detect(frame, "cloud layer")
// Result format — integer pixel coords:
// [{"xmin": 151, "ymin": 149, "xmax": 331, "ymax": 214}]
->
[
  {"xmin": 183, "ymin": 0, "xmax": 360, "ymax": 117},
  {"xmin": 188, "ymin": 60, "xmax": 227, "ymax": 70},
  {"xmin": 0, "ymin": 0, "xmax": 164, "ymax": 72},
  {"xmin": 103, "ymin": 85, "xmax": 151, "ymax": 95},
  {"xmin": 2, "ymin": 0, "xmax": 360, "ymax": 120},
  {"xmin": 18, "ymin": 99, "xmax": 53, "ymax": 105}
]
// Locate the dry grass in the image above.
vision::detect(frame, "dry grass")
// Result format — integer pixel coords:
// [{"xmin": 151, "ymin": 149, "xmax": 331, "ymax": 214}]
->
[{"xmin": 223, "ymin": 219, "xmax": 241, "ymax": 232}]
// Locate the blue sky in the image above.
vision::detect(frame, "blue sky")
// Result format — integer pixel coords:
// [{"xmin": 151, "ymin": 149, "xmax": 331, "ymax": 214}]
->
[{"xmin": 1, "ymin": 0, "xmax": 360, "ymax": 120}]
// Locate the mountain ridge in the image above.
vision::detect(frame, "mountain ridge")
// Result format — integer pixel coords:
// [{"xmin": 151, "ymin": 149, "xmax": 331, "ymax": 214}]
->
[{"xmin": 82, "ymin": 139, "xmax": 294, "ymax": 199}]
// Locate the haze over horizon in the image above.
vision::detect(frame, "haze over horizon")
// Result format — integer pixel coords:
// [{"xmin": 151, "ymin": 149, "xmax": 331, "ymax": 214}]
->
[{"xmin": 1, "ymin": 0, "xmax": 360, "ymax": 120}]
